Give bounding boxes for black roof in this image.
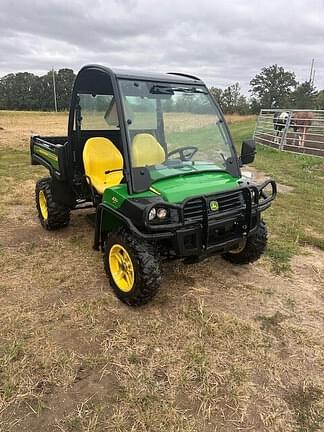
[78,64,204,85]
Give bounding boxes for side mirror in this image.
[240,139,256,165]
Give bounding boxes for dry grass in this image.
[0,111,323,431]
[164,113,256,133]
[0,111,256,151]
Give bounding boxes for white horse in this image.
[273,112,289,145]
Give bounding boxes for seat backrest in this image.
[132,133,165,167]
[83,137,123,194]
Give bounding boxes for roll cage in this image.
[67,64,241,194]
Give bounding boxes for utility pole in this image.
[309,58,314,83]
[312,68,316,86]
[52,67,58,112]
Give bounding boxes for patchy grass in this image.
[160,115,324,273]
[0,111,323,431]
[285,383,324,432]
[229,120,324,273]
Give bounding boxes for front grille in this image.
[183,190,244,222]
[209,190,244,215]
[183,198,204,221]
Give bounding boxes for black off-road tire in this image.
[104,228,161,306]
[222,220,268,265]
[35,177,70,230]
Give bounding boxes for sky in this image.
[1,0,324,93]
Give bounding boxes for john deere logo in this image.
[209,200,219,211]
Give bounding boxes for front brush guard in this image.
[257,179,277,211]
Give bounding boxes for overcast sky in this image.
[1,0,323,93]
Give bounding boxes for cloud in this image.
[1,0,323,92]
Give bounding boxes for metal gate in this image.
[254,109,324,157]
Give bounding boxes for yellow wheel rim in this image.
[39,190,48,220]
[109,244,135,292]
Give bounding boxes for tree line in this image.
[0,69,75,111]
[211,65,324,114]
[0,65,324,113]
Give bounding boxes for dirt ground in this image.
[0,112,323,431]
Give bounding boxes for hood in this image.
[151,171,240,203]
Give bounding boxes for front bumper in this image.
[147,180,277,257]
[172,214,259,257]
[94,180,276,256]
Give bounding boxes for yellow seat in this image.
[83,137,123,194]
[132,133,165,167]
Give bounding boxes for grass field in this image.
[0,111,323,431]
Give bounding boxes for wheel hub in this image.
[39,190,48,220]
[109,244,135,292]
[229,237,247,254]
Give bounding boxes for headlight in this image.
[148,207,157,221]
[148,207,169,222]
[157,208,168,219]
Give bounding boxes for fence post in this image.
[253,109,263,140]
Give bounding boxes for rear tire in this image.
[104,229,161,306]
[35,177,70,230]
[222,220,267,264]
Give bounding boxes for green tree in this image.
[38,72,55,111]
[249,64,297,108]
[249,97,261,114]
[221,83,240,113]
[209,87,223,104]
[0,74,15,109]
[0,68,75,111]
[289,81,317,109]
[0,72,40,110]
[56,69,75,110]
[236,95,250,115]
[315,90,324,110]
[210,84,250,114]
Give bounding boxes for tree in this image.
[289,81,317,109]
[221,83,241,114]
[37,72,55,111]
[236,95,250,115]
[210,83,249,114]
[0,68,75,111]
[56,69,75,110]
[249,64,297,108]
[0,72,40,110]
[316,90,324,110]
[249,97,261,114]
[209,87,222,104]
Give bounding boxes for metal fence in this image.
[254,109,324,157]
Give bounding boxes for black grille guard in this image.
[145,181,277,234]
[181,180,277,236]
[94,180,277,250]
[257,179,277,212]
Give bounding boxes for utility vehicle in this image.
[31,64,276,306]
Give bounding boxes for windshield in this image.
[118,79,238,190]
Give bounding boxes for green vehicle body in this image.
[105,171,239,209]
[101,171,241,233]
[30,64,277,305]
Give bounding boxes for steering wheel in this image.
[167,146,198,161]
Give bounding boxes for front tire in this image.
[222,220,267,264]
[104,229,161,306]
[35,177,70,230]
